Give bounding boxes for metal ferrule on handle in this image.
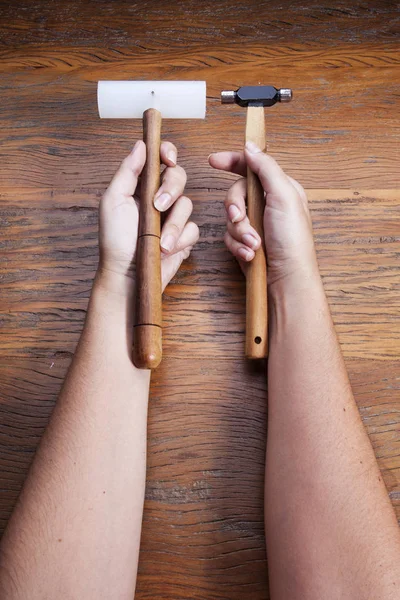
[133,108,163,369]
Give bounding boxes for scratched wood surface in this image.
[0,1,399,598]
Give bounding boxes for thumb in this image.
[107,140,146,198]
[244,142,295,201]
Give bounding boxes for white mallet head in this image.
[98,80,206,119]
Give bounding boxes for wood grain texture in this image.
[245,107,268,359]
[133,108,163,369]
[0,2,399,599]
[0,0,399,46]
[0,44,399,189]
[139,109,162,238]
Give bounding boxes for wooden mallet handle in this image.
[245,106,268,359]
[133,108,163,369]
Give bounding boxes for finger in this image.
[160,195,194,254]
[161,246,192,291]
[160,141,178,167]
[174,221,200,253]
[244,143,296,201]
[227,217,261,251]
[107,141,146,198]
[162,221,199,257]
[224,178,247,224]
[208,151,246,176]
[224,231,255,262]
[154,164,187,212]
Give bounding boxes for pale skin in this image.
[210,141,400,599]
[0,139,399,599]
[0,140,199,599]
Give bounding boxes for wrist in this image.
[94,266,136,300]
[269,259,322,301]
[79,274,151,381]
[82,268,141,366]
[269,267,328,335]
[88,267,136,331]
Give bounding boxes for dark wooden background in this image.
[0,1,399,598]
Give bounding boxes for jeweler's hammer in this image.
[221,85,292,359]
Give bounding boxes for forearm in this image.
[0,271,150,600]
[265,274,400,599]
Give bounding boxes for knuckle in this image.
[192,222,200,238]
[228,216,248,235]
[162,139,175,150]
[164,164,187,188]
[173,163,186,177]
[168,222,181,236]
[232,216,244,231]
[230,177,245,193]
[179,167,188,184]
[180,247,190,260]
[182,195,193,212]
[168,141,178,153]
[227,180,246,203]
[187,222,200,242]
[174,251,184,268]
[224,195,232,210]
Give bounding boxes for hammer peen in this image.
[221,85,292,359]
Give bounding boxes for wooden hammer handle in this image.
[133,108,162,369]
[245,106,268,359]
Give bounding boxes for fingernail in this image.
[228,205,241,223]
[238,247,254,261]
[242,233,259,250]
[160,233,175,253]
[167,150,177,165]
[245,141,261,154]
[131,140,141,154]
[154,192,172,211]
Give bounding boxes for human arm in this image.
[0,140,199,600]
[210,143,400,599]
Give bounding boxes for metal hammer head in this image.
[221,86,292,108]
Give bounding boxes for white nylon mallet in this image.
[97,80,206,369]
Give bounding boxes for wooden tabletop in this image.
[0,1,399,598]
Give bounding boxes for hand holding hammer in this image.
[221,85,292,359]
[98,80,206,369]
